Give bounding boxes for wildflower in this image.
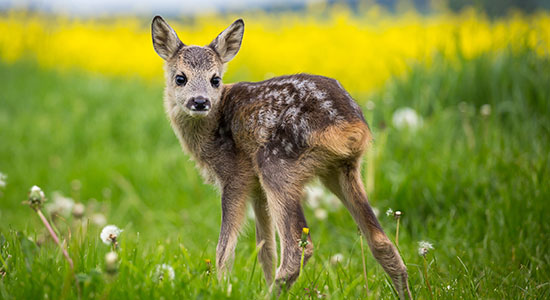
[386,208,394,217]
[105,251,118,274]
[100,225,123,246]
[330,253,344,265]
[26,185,75,271]
[392,107,423,130]
[91,213,107,227]
[27,185,46,209]
[480,104,491,117]
[0,172,7,188]
[72,203,85,219]
[418,241,434,257]
[204,259,212,275]
[394,210,402,218]
[299,227,309,248]
[394,210,402,247]
[153,264,175,282]
[314,208,327,220]
[46,192,74,217]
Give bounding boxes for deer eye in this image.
[210,76,221,88]
[175,74,187,86]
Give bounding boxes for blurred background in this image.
[0,0,549,299]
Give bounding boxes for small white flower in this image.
[314,208,328,220]
[100,225,123,245]
[46,192,74,217]
[330,253,345,265]
[154,263,175,282]
[418,241,434,256]
[394,210,402,217]
[386,208,394,217]
[0,172,7,188]
[392,107,423,130]
[480,104,491,117]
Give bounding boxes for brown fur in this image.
[151,16,412,298]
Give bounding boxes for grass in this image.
[0,47,549,299]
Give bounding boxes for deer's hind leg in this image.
[251,185,277,285]
[256,155,314,291]
[320,159,412,299]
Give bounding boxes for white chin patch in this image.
[189,110,209,117]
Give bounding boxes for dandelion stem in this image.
[359,234,369,294]
[395,217,400,247]
[35,208,74,270]
[299,247,305,277]
[423,256,434,300]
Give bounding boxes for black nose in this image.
[188,97,210,111]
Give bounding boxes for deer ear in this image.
[152,16,184,60]
[208,19,244,64]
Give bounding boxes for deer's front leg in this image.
[216,180,250,282]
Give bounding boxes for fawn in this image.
[151,16,412,298]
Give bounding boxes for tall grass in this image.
[0,43,548,298]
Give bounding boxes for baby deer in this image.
[151,16,412,298]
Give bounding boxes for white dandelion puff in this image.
[394,210,402,217]
[0,172,7,188]
[305,185,324,209]
[480,104,491,117]
[392,107,423,130]
[100,225,123,245]
[314,208,328,220]
[330,253,345,265]
[46,192,74,217]
[72,203,85,218]
[91,213,107,227]
[154,264,175,282]
[418,241,434,256]
[105,251,118,274]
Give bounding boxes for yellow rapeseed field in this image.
[0,7,548,93]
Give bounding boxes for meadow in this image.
[0,6,549,299]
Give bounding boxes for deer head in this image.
[152,16,244,117]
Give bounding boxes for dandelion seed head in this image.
[480,104,491,117]
[418,241,434,256]
[105,251,118,274]
[314,208,327,220]
[28,185,46,208]
[395,210,402,217]
[100,225,122,245]
[91,213,107,227]
[305,185,324,208]
[154,263,175,282]
[330,253,344,265]
[72,203,85,218]
[392,107,423,130]
[46,192,74,217]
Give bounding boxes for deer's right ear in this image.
[151,16,184,60]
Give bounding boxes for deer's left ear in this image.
[208,19,244,64]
